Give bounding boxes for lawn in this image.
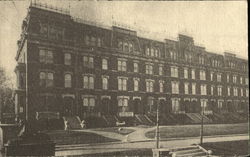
[93,127,135,135]
[145,123,248,139]
[201,140,248,156]
[45,130,119,145]
[79,149,153,157]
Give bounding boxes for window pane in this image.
[89,57,94,68]
[118,99,123,106]
[118,79,122,90]
[102,59,108,70]
[39,50,46,63]
[103,78,108,90]
[65,53,71,65]
[89,98,95,106]
[47,51,53,63]
[89,77,94,89]
[65,74,72,88]
[118,61,122,71]
[123,79,127,90]
[124,99,128,106]
[83,76,88,88]
[83,98,88,106]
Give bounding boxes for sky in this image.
[0,0,248,87]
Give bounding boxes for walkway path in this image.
[127,126,155,142]
[74,129,125,141]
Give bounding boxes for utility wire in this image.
[11,0,20,15]
[0,12,19,29]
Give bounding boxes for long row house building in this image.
[14,3,249,128]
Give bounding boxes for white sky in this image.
[0,1,248,85]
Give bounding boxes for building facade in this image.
[15,4,249,122]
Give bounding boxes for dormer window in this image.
[84,35,90,45]
[123,42,129,52]
[146,47,150,56]
[155,49,159,57]
[90,36,96,46]
[118,41,123,50]
[150,48,154,57]
[129,43,133,52]
[97,37,101,47]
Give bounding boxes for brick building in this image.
[14,3,249,125]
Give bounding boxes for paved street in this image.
[55,134,248,156]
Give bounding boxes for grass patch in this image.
[201,140,248,156]
[145,123,248,139]
[45,130,119,145]
[81,148,153,157]
[93,127,135,135]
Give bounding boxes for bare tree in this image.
[0,66,14,121]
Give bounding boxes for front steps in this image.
[169,145,209,157]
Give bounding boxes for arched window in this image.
[102,77,108,90]
[64,74,72,88]
[134,79,139,91]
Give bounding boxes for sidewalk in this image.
[56,134,249,156]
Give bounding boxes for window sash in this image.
[102,59,108,70]
[65,74,72,88]
[64,53,71,65]
[134,80,139,91]
[134,63,138,72]
[159,66,163,75]
[103,78,108,90]
[192,84,196,95]
[184,69,188,79]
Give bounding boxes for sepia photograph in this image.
[0,0,248,156]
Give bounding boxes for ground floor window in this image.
[118,97,129,112]
[200,99,208,113]
[218,100,223,109]
[172,98,180,113]
[82,97,95,111]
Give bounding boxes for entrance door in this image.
[63,97,74,116]
[102,98,110,115]
[227,101,233,112]
[133,99,140,114]
[184,100,189,113]
[159,100,166,114]
[191,101,197,113]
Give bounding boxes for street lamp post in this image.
[200,104,204,145]
[156,100,160,149]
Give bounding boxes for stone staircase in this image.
[169,145,209,157]
[63,116,82,129]
[135,114,154,125]
[186,113,211,124]
[102,115,118,127]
